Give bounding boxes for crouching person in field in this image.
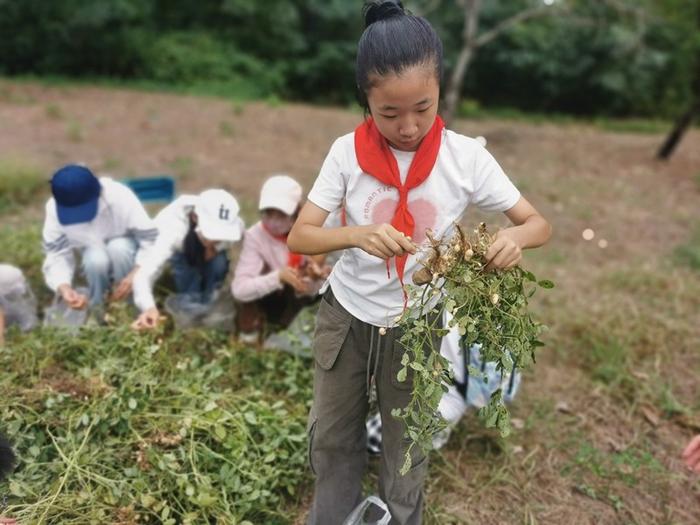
[0,264,38,346]
[131,189,244,330]
[232,175,330,343]
[42,165,158,322]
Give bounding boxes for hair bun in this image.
[363,1,405,28]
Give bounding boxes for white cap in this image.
[0,264,27,295]
[258,175,303,216]
[194,189,244,243]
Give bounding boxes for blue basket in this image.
[122,176,176,203]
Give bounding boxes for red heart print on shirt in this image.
[371,197,438,244]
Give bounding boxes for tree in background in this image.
[0,0,697,120]
[427,0,699,121]
[657,1,700,159]
[426,0,565,125]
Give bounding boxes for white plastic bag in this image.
[342,496,391,525]
[0,265,38,332]
[164,289,235,331]
[43,286,88,330]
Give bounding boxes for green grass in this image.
[219,120,235,137]
[458,99,676,134]
[45,102,64,120]
[66,120,83,142]
[0,158,48,215]
[0,324,314,524]
[2,74,268,103]
[1,75,685,133]
[168,156,194,178]
[674,223,700,271]
[0,223,46,302]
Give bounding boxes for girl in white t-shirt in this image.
[288,2,551,523]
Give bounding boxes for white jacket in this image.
[41,178,158,292]
[132,195,239,312]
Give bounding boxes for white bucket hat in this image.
[194,189,244,242]
[258,175,303,216]
[0,264,27,296]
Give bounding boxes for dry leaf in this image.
[641,404,660,427]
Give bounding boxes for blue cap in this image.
[50,165,101,225]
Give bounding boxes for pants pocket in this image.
[312,294,351,370]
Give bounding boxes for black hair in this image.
[356,1,443,111]
[0,433,16,481]
[183,214,206,268]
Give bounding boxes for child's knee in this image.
[106,237,136,259]
[82,246,110,275]
[209,252,230,277]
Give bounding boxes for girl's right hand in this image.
[353,223,417,260]
[279,267,309,294]
[131,307,161,331]
[58,284,88,310]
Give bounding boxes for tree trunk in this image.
[442,0,480,126]
[656,103,698,160]
[657,9,700,160]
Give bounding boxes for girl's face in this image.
[262,208,296,236]
[190,212,217,248]
[366,65,440,152]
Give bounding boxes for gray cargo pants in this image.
[307,287,438,525]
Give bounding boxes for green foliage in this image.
[0,223,50,316]
[0,326,313,523]
[429,0,700,117]
[0,0,697,116]
[140,32,282,95]
[393,224,551,473]
[0,158,47,215]
[674,223,700,271]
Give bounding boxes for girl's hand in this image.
[131,307,162,331]
[353,223,417,260]
[279,267,309,294]
[307,260,331,280]
[682,434,700,473]
[111,267,138,301]
[485,229,522,271]
[58,284,88,310]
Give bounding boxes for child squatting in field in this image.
[287,2,552,523]
[130,189,244,330]
[0,264,37,347]
[41,165,158,321]
[232,175,330,343]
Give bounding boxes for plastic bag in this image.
[43,287,88,331]
[262,305,315,356]
[0,282,38,333]
[342,496,391,525]
[164,288,236,331]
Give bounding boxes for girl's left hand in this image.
[485,230,522,271]
[111,267,138,301]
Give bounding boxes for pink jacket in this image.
[231,221,291,303]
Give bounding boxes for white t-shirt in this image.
[308,129,521,327]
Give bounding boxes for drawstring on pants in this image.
[366,326,384,398]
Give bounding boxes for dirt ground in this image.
[1,80,699,524]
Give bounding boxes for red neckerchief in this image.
[261,222,304,269]
[354,115,444,305]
